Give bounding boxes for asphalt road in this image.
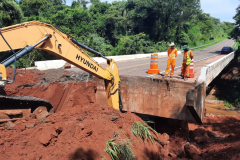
[70,39,235,79]
[114,39,235,77]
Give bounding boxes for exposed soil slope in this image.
[0,69,169,160]
[1,69,240,160]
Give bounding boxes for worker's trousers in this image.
[165,59,175,77]
[181,63,190,77]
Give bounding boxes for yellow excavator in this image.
[0,21,122,121]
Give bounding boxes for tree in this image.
[126,0,200,43]
[231,5,240,40]
[19,0,50,17]
[89,2,111,37]
[103,1,128,46]
[222,22,235,36]
[80,0,89,9]
[71,0,89,9]
[0,0,23,27]
[90,0,99,5]
[51,7,93,37]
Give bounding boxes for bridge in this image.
[35,39,236,123]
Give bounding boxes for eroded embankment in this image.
[1,68,240,160]
[6,81,97,112]
[0,68,170,160]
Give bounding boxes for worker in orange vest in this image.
[164,42,178,78]
[181,45,194,81]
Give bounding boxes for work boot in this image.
[184,77,188,81]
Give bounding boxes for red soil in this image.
[189,114,240,160]
[159,114,240,160]
[5,68,45,89]
[1,69,240,160]
[5,68,69,89]
[0,103,170,160]
[0,69,169,160]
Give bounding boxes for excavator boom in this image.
[0,21,122,121]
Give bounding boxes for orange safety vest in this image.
[183,51,191,65]
[168,49,177,60]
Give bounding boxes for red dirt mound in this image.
[0,104,170,160]
[0,69,171,160]
[188,114,240,160]
[5,68,45,89]
[5,81,97,112]
[5,68,69,89]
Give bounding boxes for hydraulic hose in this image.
[2,35,50,68]
[71,39,110,61]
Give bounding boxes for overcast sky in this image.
[65,0,239,23]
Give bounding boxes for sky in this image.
[65,0,239,23]
[200,0,238,23]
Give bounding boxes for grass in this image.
[104,138,135,160]
[224,100,234,108]
[212,97,235,108]
[212,96,237,108]
[131,121,158,145]
[192,36,228,52]
[175,36,227,52]
[233,42,239,50]
[145,120,156,130]
[212,97,219,100]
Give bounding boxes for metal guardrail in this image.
[190,41,218,50]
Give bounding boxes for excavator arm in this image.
[0,21,122,111]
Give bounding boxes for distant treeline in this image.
[0,0,235,67]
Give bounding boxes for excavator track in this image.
[0,94,53,122]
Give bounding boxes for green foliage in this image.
[90,0,99,5]
[112,33,170,55]
[187,36,227,51]
[231,5,240,40]
[0,0,24,27]
[78,33,113,56]
[212,76,240,109]
[126,0,200,42]
[20,0,50,17]
[212,97,219,100]
[131,121,158,145]
[235,42,239,50]
[112,33,148,55]
[104,138,135,160]
[224,101,234,108]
